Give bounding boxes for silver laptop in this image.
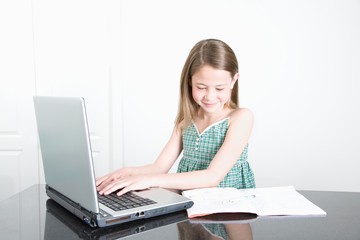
[33,96,193,228]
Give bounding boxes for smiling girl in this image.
[97,39,256,196]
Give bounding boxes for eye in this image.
[216,88,225,91]
[197,86,206,90]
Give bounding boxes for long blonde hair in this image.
[175,39,239,130]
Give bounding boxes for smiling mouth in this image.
[203,102,217,107]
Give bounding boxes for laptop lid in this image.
[34,96,193,227]
[34,96,99,213]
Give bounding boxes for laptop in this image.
[33,96,193,228]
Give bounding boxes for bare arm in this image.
[96,125,183,193]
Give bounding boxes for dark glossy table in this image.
[0,184,359,239]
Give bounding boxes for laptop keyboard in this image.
[98,192,157,211]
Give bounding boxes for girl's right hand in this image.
[95,167,133,194]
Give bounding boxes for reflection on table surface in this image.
[45,198,256,240]
[2,185,360,240]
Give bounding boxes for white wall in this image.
[0,0,359,202]
[119,0,360,192]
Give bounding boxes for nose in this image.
[205,89,216,101]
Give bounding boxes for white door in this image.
[0,1,39,201]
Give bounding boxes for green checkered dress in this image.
[177,118,255,189]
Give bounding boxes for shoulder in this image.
[228,108,254,126]
[230,108,254,121]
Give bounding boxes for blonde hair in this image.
[175,39,239,130]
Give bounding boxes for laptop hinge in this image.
[46,185,99,227]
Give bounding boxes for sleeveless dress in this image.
[177,118,255,189]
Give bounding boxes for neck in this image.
[196,107,232,123]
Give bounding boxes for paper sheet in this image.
[182,186,327,218]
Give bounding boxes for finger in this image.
[98,181,116,195]
[116,186,131,196]
[97,179,112,191]
[96,176,108,187]
[101,181,126,195]
[96,174,114,186]
[97,176,121,191]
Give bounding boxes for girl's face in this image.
[191,65,238,114]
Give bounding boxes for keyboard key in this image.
[98,192,157,212]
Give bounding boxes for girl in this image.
[97,39,255,196]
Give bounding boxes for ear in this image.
[230,73,239,89]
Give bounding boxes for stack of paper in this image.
[182,186,327,218]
